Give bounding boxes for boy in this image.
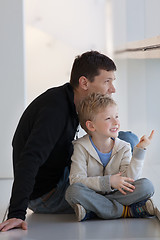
[65,93,159,222]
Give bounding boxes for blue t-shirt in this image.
[89,136,112,167]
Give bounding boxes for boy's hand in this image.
[136,130,154,149]
[110,173,135,195]
[0,218,27,232]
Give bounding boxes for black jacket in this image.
[8,83,79,220]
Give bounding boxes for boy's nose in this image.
[113,119,118,124]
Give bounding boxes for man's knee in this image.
[118,131,139,152]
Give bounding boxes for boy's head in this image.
[78,92,120,138]
[70,51,116,96]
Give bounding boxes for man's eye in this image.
[116,116,119,118]
[106,117,110,120]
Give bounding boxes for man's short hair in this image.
[70,51,116,89]
[78,92,117,134]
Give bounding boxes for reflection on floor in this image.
[0,164,160,240]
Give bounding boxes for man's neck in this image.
[73,88,87,112]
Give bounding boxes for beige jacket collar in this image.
[73,134,127,165]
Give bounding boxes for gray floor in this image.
[0,165,160,240]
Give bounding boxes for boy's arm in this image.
[136,130,154,149]
[120,130,154,180]
[120,146,145,180]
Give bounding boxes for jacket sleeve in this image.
[119,144,145,180]
[69,143,113,193]
[8,106,67,220]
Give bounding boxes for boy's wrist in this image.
[133,146,146,160]
[136,143,146,150]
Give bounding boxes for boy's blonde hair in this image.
[78,92,117,134]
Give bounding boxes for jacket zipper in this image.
[103,166,105,176]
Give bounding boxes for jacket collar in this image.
[74,134,128,164]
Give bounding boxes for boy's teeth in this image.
[111,128,117,131]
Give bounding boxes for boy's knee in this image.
[65,183,84,203]
[135,178,155,198]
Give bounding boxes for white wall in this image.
[105,0,129,130]
[25,0,107,104]
[0,0,25,178]
[110,0,160,164]
[24,0,108,139]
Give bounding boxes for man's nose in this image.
[109,83,116,94]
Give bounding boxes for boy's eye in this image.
[116,116,119,118]
[105,117,110,120]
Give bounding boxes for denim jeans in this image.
[28,166,74,214]
[28,131,139,214]
[118,131,139,152]
[65,178,154,219]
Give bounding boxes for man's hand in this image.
[110,172,135,195]
[0,218,27,232]
[136,130,154,149]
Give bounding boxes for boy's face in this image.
[87,69,116,97]
[91,104,120,139]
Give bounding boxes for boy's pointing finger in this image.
[148,130,154,140]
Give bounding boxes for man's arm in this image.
[1,107,67,231]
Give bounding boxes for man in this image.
[0,51,136,231]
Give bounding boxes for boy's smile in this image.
[91,104,120,139]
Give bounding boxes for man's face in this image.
[87,69,116,96]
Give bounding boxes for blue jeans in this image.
[28,167,74,214]
[28,131,139,214]
[118,131,139,152]
[65,179,154,219]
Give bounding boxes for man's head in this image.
[78,92,120,138]
[70,51,116,96]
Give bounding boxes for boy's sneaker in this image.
[145,198,160,221]
[74,204,86,221]
[74,204,96,222]
[130,198,160,221]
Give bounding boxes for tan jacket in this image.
[69,134,145,193]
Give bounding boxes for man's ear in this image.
[79,76,88,90]
[86,120,95,132]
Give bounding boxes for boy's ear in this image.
[86,120,95,132]
[79,76,88,90]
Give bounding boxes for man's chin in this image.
[106,93,112,97]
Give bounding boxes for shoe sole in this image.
[155,208,160,221]
[147,199,160,221]
[74,204,86,222]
